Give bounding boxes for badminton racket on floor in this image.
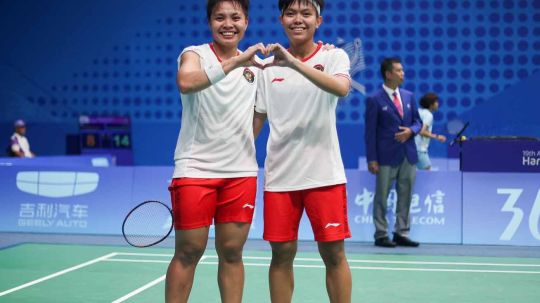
[122,200,174,247]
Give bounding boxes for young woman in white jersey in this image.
[166,1,266,302]
[253,0,352,302]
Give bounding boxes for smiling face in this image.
[279,1,322,45]
[209,1,248,49]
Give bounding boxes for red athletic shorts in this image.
[168,177,257,230]
[263,184,351,242]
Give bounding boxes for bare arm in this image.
[291,58,351,97]
[253,111,267,138]
[10,143,24,157]
[177,43,266,94]
[419,124,447,142]
[176,51,212,94]
[419,124,431,137]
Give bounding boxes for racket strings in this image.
[123,201,173,247]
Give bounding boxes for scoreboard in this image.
[79,116,134,165]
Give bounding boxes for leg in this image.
[214,222,251,303]
[166,178,218,303]
[263,190,303,302]
[213,177,257,302]
[269,241,297,303]
[302,185,351,302]
[165,227,209,303]
[394,159,417,236]
[373,165,396,239]
[416,151,431,170]
[318,241,351,303]
[423,152,432,171]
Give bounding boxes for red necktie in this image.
[393,92,403,117]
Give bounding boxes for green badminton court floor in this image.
[1,243,539,302]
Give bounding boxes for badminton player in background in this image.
[253,0,352,302]
[165,0,266,302]
[415,92,447,170]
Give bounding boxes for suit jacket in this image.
[365,87,422,166]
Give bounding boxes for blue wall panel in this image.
[1,0,539,165]
[1,163,538,246]
[0,166,464,244]
[463,172,540,246]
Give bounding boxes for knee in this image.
[175,244,206,266]
[319,244,346,268]
[216,242,243,263]
[271,243,297,267]
[321,252,346,268]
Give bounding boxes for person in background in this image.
[415,92,447,170]
[364,57,422,248]
[9,119,35,158]
[253,0,352,302]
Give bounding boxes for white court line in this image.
[345,259,540,267]
[115,252,173,257]
[111,275,165,303]
[196,261,540,275]
[0,252,118,297]
[103,257,540,275]
[201,255,540,268]
[111,253,540,268]
[238,256,540,268]
[110,256,207,303]
[104,258,170,264]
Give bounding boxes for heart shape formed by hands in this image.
[245,41,334,69]
[245,43,293,70]
[261,43,294,69]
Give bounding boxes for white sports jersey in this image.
[255,44,350,191]
[173,43,259,178]
[415,108,434,152]
[10,133,33,157]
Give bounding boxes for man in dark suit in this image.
[364,57,422,247]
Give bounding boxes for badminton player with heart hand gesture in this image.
[165,1,266,302]
[253,1,353,302]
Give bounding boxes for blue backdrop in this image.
[1,0,539,166]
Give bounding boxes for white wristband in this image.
[205,64,226,84]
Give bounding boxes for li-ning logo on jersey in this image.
[242,203,255,209]
[313,64,325,72]
[243,68,255,83]
[325,223,341,229]
[271,77,284,83]
[16,171,99,198]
